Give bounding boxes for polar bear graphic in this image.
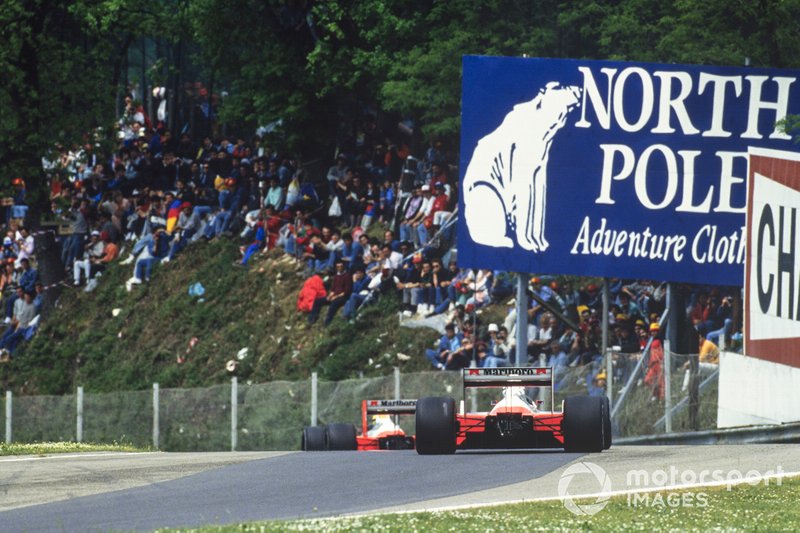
[463,82,581,252]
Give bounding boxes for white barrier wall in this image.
[718,351,800,427]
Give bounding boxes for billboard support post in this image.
[602,278,610,402]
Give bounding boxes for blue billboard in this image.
[458,56,800,286]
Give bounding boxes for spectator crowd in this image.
[2,95,741,406]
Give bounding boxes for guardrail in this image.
[616,421,800,445]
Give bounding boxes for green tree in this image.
[0,0,171,207]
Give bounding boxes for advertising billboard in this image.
[458,56,800,285]
[745,147,800,367]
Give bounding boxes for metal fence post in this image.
[310,372,318,427]
[152,383,159,450]
[231,377,238,451]
[76,386,84,443]
[394,367,400,400]
[664,284,673,433]
[606,348,615,411]
[5,390,11,444]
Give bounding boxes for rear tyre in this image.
[602,396,612,450]
[562,396,604,453]
[415,396,457,455]
[326,422,358,451]
[302,425,327,451]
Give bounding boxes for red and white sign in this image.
[745,147,800,368]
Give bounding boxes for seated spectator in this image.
[308,260,353,326]
[88,231,118,279]
[303,234,331,274]
[166,203,202,262]
[322,229,344,271]
[240,217,266,266]
[73,231,104,285]
[342,267,371,320]
[480,324,510,368]
[417,182,449,246]
[528,312,557,359]
[14,227,34,264]
[446,330,475,370]
[425,323,462,370]
[413,260,435,315]
[264,177,284,211]
[0,261,18,300]
[126,230,168,289]
[465,269,492,307]
[0,290,37,360]
[396,255,423,315]
[588,371,607,397]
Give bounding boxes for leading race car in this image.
[301,399,417,451]
[415,367,611,454]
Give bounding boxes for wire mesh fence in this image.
[2,361,718,450]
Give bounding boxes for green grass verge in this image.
[154,476,799,532]
[0,239,441,395]
[0,441,147,456]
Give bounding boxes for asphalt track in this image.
[0,445,798,532]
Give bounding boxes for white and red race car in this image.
[301,399,416,451]
[415,367,611,454]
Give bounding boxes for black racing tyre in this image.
[302,425,327,451]
[326,422,358,451]
[562,396,605,453]
[415,396,457,455]
[602,396,612,450]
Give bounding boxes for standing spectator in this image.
[327,155,348,196]
[398,187,423,243]
[682,326,720,392]
[644,323,665,401]
[62,199,90,269]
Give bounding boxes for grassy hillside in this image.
[0,239,442,395]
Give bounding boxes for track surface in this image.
[1,445,798,532]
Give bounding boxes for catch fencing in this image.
[2,360,718,451]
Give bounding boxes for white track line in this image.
[342,470,800,518]
[0,452,155,463]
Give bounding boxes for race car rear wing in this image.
[361,399,417,434]
[462,367,554,387]
[462,367,555,412]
